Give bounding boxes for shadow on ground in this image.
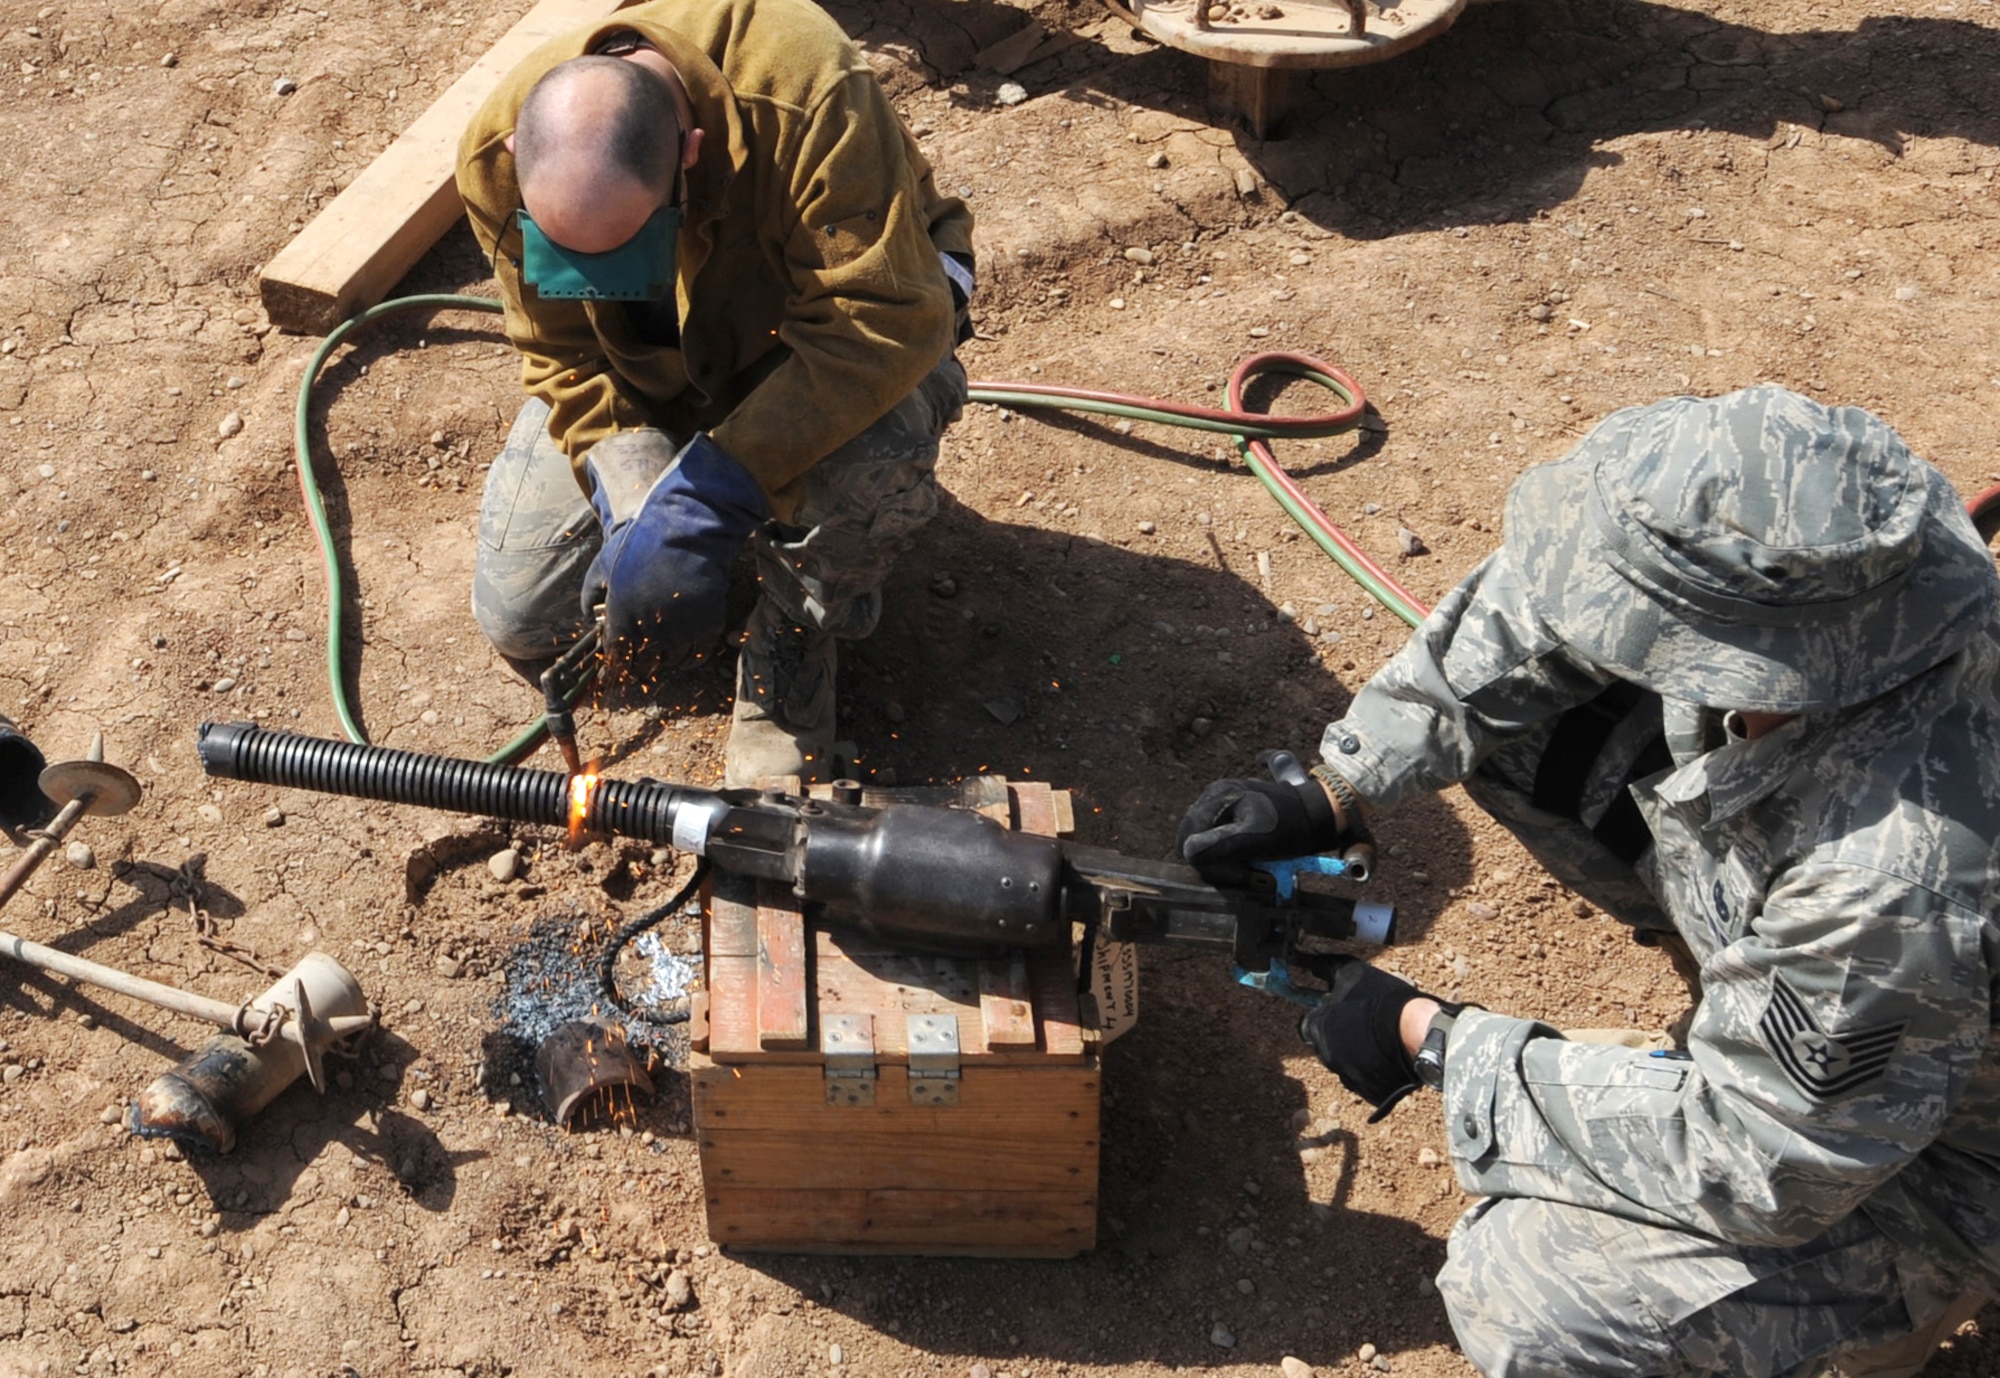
[847,0,2000,240]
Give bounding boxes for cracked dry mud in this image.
[3,2,1999,1376]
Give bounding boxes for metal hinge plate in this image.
[822,1013,877,1107]
[906,1013,961,1106]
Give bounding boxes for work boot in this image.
[724,601,837,788]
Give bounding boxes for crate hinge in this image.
[906,1013,961,1106]
[822,1013,877,1106]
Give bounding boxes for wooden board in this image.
[257,0,638,333]
[701,1185,1098,1257]
[694,1061,1099,1256]
[755,880,809,1050]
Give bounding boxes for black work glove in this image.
[1176,750,1349,872]
[1299,958,1435,1122]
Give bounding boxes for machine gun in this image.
[196,724,1391,993]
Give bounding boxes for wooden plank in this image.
[701,1128,1093,1191]
[1051,789,1076,837]
[691,1061,1099,1128]
[257,0,638,333]
[1018,31,1087,71]
[973,21,1048,76]
[979,956,1037,1050]
[706,871,759,958]
[706,954,760,1057]
[1010,781,1058,837]
[754,881,809,1051]
[1029,953,1086,1057]
[702,1184,1097,1256]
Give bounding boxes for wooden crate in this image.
[688,779,1100,1257]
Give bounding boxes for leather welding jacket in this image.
[1320,551,2000,1297]
[456,0,973,509]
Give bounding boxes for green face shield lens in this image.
[518,204,680,302]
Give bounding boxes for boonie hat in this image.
[1505,386,1997,712]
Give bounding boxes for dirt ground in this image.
[4,0,2000,1375]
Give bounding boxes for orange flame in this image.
[567,771,601,846]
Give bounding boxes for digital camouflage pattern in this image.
[1505,386,1996,713]
[1317,389,2000,1374]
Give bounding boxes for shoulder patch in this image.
[1759,974,1908,1101]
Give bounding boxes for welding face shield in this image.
[518,202,680,302]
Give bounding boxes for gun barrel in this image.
[196,721,710,847]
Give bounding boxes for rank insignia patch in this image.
[1760,975,1907,1100]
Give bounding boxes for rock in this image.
[65,841,95,869]
[1211,1323,1237,1349]
[161,52,178,67]
[983,699,1020,726]
[1124,247,1155,265]
[1417,1147,1440,1167]
[1372,1357,1392,1373]
[488,848,521,883]
[970,1367,992,1378]
[335,1206,351,1227]
[1137,520,1156,535]
[273,76,297,96]
[664,1269,693,1310]
[1236,1277,1255,1295]
[1226,1225,1253,1254]
[262,807,284,828]
[1358,1343,1377,1362]
[1465,901,1499,921]
[1146,150,1169,169]
[1281,1357,1315,1378]
[435,955,462,979]
[410,1088,431,1111]
[884,700,906,724]
[212,676,238,693]
[930,573,957,599]
[197,804,223,824]
[99,1104,122,1124]
[217,412,243,439]
[2,1065,22,1084]
[995,81,1027,106]
[829,1343,844,1365]
[1397,527,1428,557]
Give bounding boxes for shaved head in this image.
[514,55,680,252]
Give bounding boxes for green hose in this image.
[293,294,1421,762]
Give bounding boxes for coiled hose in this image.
[294,293,1425,762]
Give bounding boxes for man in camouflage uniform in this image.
[1178,387,2000,1376]
[456,0,973,785]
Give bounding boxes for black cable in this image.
[597,856,711,1026]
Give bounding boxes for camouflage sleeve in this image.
[1441,866,1992,1246]
[1318,551,1616,811]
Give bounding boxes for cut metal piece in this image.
[822,1011,877,1106]
[536,1017,655,1126]
[907,1013,962,1106]
[132,953,372,1155]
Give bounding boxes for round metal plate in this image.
[1117,0,1466,69]
[37,760,143,817]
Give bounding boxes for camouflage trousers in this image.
[471,355,966,664]
[1439,1195,1988,1377]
